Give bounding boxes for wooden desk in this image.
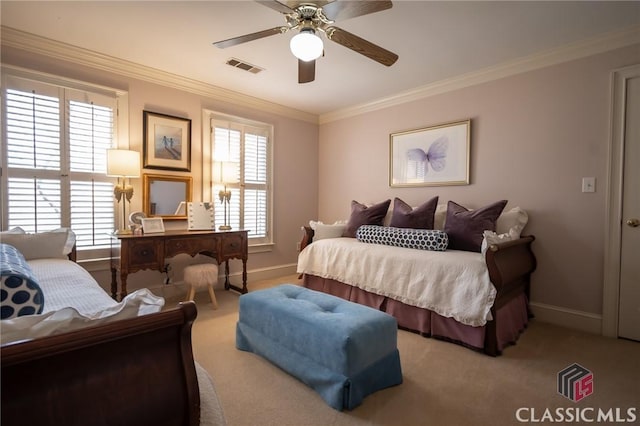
[110,229,248,300]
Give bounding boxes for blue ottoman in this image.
[236,284,402,411]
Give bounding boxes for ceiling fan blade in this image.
[213,27,284,49]
[322,0,393,22]
[298,59,315,84]
[255,0,296,14]
[326,26,398,66]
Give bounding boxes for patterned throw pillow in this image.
[1,243,45,320]
[356,225,448,251]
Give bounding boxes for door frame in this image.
[603,64,640,337]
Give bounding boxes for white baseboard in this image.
[530,302,602,335]
[228,263,299,284]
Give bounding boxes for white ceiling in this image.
[2,1,639,116]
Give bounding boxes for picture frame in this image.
[141,217,165,234]
[143,111,191,172]
[389,119,470,187]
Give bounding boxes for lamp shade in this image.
[213,161,239,184]
[290,29,323,62]
[106,149,140,177]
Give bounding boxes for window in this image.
[2,73,124,253]
[211,116,272,245]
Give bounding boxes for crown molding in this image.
[3,25,638,126]
[0,26,318,124]
[319,25,640,124]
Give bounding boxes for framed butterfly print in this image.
[389,119,470,187]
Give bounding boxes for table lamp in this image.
[107,149,140,234]
[213,161,239,231]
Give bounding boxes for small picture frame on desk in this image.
[141,217,165,234]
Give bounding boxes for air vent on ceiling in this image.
[226,58,264,74]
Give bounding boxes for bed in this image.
[0,230,226,426]
[296,200,537,356]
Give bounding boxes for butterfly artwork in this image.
[405,136,449,180]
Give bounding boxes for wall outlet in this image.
[582,177,596,193]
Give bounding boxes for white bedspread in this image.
[28,258,118,314]
[296,238,497,327]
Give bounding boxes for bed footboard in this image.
[1,302,200,426]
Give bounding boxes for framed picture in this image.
[141,217,165,234]
[143,111,191,172]
[389,119,470,187]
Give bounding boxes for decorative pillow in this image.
[496,207,528,236]
[389,196,439,229]
[309,220,346,241]
[1,243,45,319]
[0,229,73,260]
[342,199,391,238]
[0,227,26,236]
[480,228,520,255]
[356,225,448,251]
[444,200,508,252]
[434,204,448,230]
[55,228,77,255]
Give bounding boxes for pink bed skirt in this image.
[302,274,529,354]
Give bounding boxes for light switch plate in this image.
[582,177,596,193]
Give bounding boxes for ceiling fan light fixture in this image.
[290,28,323,62]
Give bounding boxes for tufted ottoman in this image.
[236,284,402,411]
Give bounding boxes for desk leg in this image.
[110,268,118,300]
[223,259,248,294]
[224,260,230,290]
[119,272,129,301]
[241,258,248,293]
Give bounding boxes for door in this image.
[618,74,640,341]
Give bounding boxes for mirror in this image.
[142,173,192,220]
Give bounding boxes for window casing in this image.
[211,116,272,246]
[2,71,127,258]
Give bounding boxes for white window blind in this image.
[3,76,117,250]
[212,118,271,244]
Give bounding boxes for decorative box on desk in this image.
[110,229,248,300]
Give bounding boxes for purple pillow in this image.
[389,197,439,229]
[342,199,391,238]
[444,200,508,252]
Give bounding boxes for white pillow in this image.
[53,228,76,255]
[496,207,528,236]
[309,220,346,241]
[0,227,26,235]
[434,204,448,230]
[1,231,71,260]
[0,288,164,345]
[480,228,520,255]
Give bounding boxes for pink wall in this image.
[1,46,319,290]
[318,44,640,316]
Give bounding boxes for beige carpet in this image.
[181,275,639,426]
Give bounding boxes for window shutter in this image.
[5,89,61,171]
[3,76,117,250]
[212,118,271,242]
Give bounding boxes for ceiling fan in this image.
[213,0,399,84]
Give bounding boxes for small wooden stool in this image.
[183,263,219,309]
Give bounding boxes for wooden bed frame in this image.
[299,227,537,356]
[1,246,201,426]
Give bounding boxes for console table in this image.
[110,229,248,300]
